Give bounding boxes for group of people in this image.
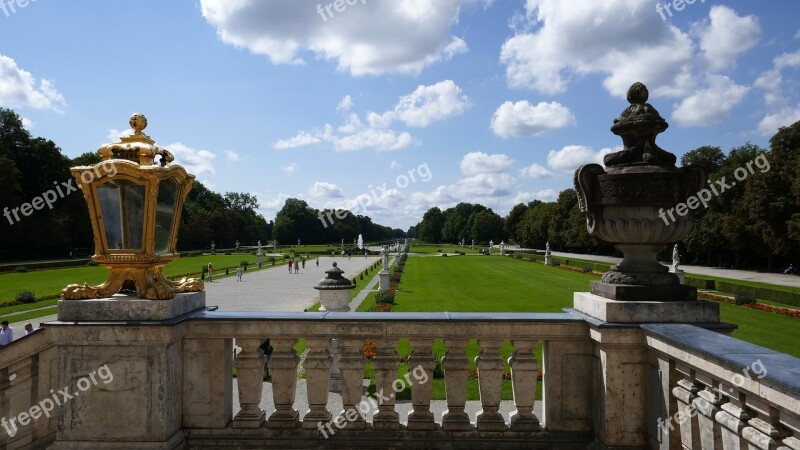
[206,262,246,282]
[287,257,320,274]
[0,321,37,347]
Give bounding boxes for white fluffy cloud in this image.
[370,80,469,127]
[758,106,800,136]
[514,189,556,204]
[547,145,615,172]
[672,75,749,127]
[491,100,575,138]
[460,152,514,176]
[754,50,800,134]
[200,0,475,76]
[0,55,66,112]
[310,181,343,198]
[282,163,297,175]
[166,142,217,176]
[225,150,241,162]
[520,163,553,179]
[698,6,761,71]
[500,0,696,97]
[275,80,465,152]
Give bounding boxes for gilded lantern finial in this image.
[129,113,148,134]
[61,115,202,301]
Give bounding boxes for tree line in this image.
[410,121,800,271]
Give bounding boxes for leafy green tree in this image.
[470,209,503,243]
[504,203,528,243]
[417,207,444,243]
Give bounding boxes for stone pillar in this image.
[301,338,332,430]
[267,338,299,430]
[49,292,205,450]
[406,339,435,431]
[476,339,505,431]
[509,339,540,431]
[372,339,400,430]
[442,339,471,431]
[337,338,366,430]
[233,338,266,428]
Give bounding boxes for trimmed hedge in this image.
[716,281,800,308]
[685,277,716,290]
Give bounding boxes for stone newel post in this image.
[572,82,721,449]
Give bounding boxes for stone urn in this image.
[314,262,355,312]
[574,82,704,302]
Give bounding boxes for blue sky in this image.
[2,0,799,230]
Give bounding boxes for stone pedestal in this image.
[572,291,721,449]
[49,292,206,450]
[670,268,685,284]
[378,270,390,291]
[58,291,206,321]
[545,255,554,266]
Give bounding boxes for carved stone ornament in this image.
[574,83,705,301]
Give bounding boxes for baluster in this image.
[337,338,366,430]
[372,339,400,430]
[509,339,540,431]
[233,338,266,428]
[742,404,790,450]
[476,339,506,432]
[301,338,332,430]
[692,378,727,450]
[267,338,299,430]
[715,387,756,450]
[672,376,702,449]
[442,339,471,431]
[406,339,435,431]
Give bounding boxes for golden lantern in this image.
[61,114,203,300]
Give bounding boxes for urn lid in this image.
[314,262,356,291]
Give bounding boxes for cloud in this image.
[758,106,800,136]
[520,163,553,179]
[337,95,354,113]
[514,189,556,204]
[275,131,322,150]
[547,145,615,172]
[200,0,475,76]
[310,181,344,198]
[106,128,131,142]
[491,100,575,138]
[282,163,297,175]
[0,55,66,112]
[166,142,217,176]
[390,160,402,170]
[21,117,33,130]
[460,152,514,176]
[672,75,749,126]
[499,0,696,97]
[275,80,464,152]
[698,6,761,71]
[225,150,241,162]
[370,80,470,127]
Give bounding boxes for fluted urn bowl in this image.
[576,163,704,287]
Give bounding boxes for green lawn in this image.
[0,254,282,319]
[407,244,480,255]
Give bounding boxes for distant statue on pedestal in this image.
[545,241,554,266]
[671,244,681,272]
[210,241,215,255]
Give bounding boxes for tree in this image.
[547,190,578,249]
[470,209,503,243]
[416,207,444,243]
[504,203,528,243]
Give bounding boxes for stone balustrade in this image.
[644,324,800,450]
[1,311,799,449]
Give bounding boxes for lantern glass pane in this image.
[155,180,179,253]
[97,180,145,250]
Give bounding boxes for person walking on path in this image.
[316,257,319,267]
[294,261,299,274]
[207,263,214,282]
[288,259,293,274]
[236,266,243,281]
[302,258,306,269]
